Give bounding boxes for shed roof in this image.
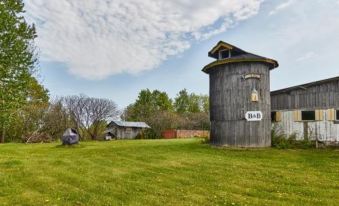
[271,76,339,95]
[203,41,279,73]
[108,120,150,128]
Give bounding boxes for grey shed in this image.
[106,121,150,140]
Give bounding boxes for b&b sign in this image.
[245,111,263,121]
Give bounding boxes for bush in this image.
[142,129,159,139]
[22,132,52,143]
[271,127,315,149]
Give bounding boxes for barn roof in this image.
[203,41,279,73]
[271,76,339,95]
[108,120,150,128]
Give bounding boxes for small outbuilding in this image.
[106,121,150,140]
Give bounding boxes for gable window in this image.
[301,111,315,121]
[219,50,230,59]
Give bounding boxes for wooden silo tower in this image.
[203,41,279,147]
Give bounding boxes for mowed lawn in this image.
[0,139,338,206]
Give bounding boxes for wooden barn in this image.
[106,121,150,140]
[271,76,339,144]
[203,41,279,147]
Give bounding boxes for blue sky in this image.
[24,0,339,108]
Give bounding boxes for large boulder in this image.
[61,128,79,145]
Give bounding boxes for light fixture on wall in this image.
[251,88,259,102]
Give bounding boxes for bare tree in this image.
[63,95,120,140]
[41,99,73,140]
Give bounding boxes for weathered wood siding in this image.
[209,62,271,147]
[115,127,142,139]
[271,80,339,110]
[271,79,339,143]
[273,111,339,142]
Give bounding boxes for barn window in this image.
[271,111,282,122]
[301,111,315,121]
[271,112,277,122]
[326,109,336,121]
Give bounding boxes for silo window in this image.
[301,111,315,121]
[219,50,230,59]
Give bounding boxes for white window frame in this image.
[218,49,231,60]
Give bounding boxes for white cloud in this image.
[269,0,295,16]
[24,0,263,79]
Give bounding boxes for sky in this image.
[23,0,339,109]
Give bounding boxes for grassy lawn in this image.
[0,139,338,206]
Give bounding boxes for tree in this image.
[3,77,49,142]
[174,89,209,113]
[17,77,49,141]
[187,93,200,113]
[0,0,38,143]
[174,89,190,113]
[63,95,120,140]
[124,89,210,139]
[200,95,209,113]
[125,89,173,121]
[41,99,72,141]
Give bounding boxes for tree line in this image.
[0,0,210,143]
[0,0,121,143]
[1,94,120,143]
[123,89,210,138]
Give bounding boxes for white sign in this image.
[244,74,261,80]
[245,111,263,121]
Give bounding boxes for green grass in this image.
[0,139,338,206]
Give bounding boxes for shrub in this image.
[271,127,315,149]
[143,129,159,139]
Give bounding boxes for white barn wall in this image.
[273,110,339,142]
